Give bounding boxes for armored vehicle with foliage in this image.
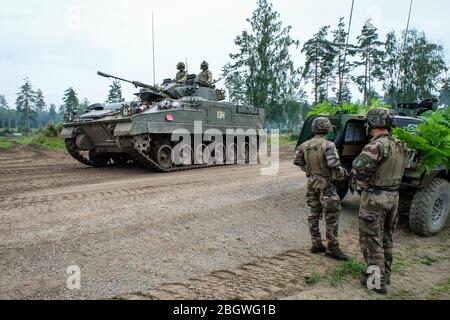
[297,113,450,237]
[61,72,265,172]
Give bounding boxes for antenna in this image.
[338,0,355,104]
[395,0,414,106]
[152,11,156,87]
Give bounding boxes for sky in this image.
[1,0,449,108]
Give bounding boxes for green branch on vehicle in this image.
[392,108,450,174]
[307,99,391,117]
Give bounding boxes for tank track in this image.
[123,135,226,173]
[65,138,93,167]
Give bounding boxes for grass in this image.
[388,289,416,300]
[327,259,366,287]
[0,137,14,149]
[305,270,322,286]
[392,254,408,274]
[0,135,65,150]
[305,259,366,288]
[425,278,450,300]
[420,255,437,266]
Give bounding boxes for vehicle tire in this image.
[89,151,111,167]
[152,144,173,169]
[409,178,450,237]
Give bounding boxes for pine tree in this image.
[301,26,333,105]
[34,89,46,128]
[383,29,448,104]
[383,31,400,105]
[60,87,80,115]
[223,0,300,127]
[78,98,90,115]
[399,30,447,102]
[15,78,37,134]
[48,104,57,122]
[106,80,125,104]
[333,18,355,103]
[354,20,385,104]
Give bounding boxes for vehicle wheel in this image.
[89,151,111,167]
[152,144,173,169]
[409,178,450,237]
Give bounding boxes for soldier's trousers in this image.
[306,178,341,249]
[359,189,399,283]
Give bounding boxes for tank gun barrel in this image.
[97,71,155,90]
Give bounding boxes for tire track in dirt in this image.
[118,249,320,300]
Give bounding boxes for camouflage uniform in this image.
[176,71,187,84]
[294,118,348,259]
[197,61,213,86]
[352,109,407,290]
[176,62,187,84]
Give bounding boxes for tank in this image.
[61,71,265,172]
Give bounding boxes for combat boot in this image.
[310,242,327,254]
[325,248,350,261]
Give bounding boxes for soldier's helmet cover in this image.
[177,62,185,70]
[312,117,333,134]
[200,61,209,69]
[366,108,393,129]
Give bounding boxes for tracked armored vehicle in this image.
[297,114,450,237]
[61,72,265,172]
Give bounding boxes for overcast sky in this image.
[1,0,449,108]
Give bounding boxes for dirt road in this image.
[0,145,448,300]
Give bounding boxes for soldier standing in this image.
[197,61,213,87]
[294,117,349,261]
[352,108,407,295]
[176,62,187,84]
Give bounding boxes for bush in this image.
[0,128,13,136]
[308,99,392,117]
[43,123,64,137]
[393,108,450,173]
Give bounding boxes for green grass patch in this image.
[425,278,450,300]
[305,270,322,286]
[0,137,14,149]
[388,289,416,300]
[327,258,366,287]
[0,135,65,151]
[392,254,409,273]
[420,255,437,266]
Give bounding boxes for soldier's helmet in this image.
[312,117,333,134]
[200,61,209,70]
[366,108,393,129]
[177,62,185,71]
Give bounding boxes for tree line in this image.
[0,79,125,134]
[223,0,449,129]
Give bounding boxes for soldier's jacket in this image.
[176,71,187,84]
[198,70,213,86]
[294,136,343,180]
[352,134,407,191]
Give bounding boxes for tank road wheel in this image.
[89,151,111,168]
[64,138,93,167]
[409,178,450,237]
[152,144,173,170]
